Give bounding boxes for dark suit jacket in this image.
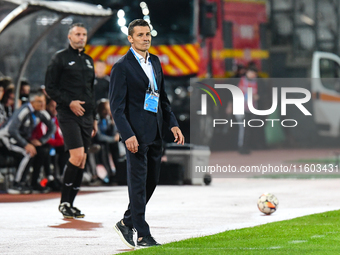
[109,49,178,144]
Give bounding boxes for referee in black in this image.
[45,23,97,218]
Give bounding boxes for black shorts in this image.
[58,112,93,153]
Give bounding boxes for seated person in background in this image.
[45,98,68,178]
[94,99,125,183]
[30,98,68,192]
[40,84,49,98]
[0,77,15,126]
[94,60,110,102]
[0,80,7,126]
[0,76,14,89]
[30,128,53,193]
[235,65,259,154]
[233,63,246,78]
[19,80,31,104]
[0,90,55,194]
[1,87,15,121]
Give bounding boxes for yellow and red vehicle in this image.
[84,0,269,142]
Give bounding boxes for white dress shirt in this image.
[131,48,157,92]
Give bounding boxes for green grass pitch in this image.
[127,210,340,254]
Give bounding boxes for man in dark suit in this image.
[109,19,184,248]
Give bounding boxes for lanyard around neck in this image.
[130,48,158,92]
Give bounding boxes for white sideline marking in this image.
[159,247,282,250]
[311,235,325,238]
[289,240,307,244]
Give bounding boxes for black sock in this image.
[60,161,79,204]
[69,168,84,207]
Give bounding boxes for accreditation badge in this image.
[144,91,159,113]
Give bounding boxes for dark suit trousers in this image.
[122,137,162,237]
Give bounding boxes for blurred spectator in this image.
[0,81,6,126]
[1,87,15,120]
[94,99,125,183]
[0,83,4,100]
[20,80,30,104]
[247,61,265,78]
[40,84,49,99]
[94,60,110,102]
[0,76,15,126]
[233,64,246,78]
[248,62,270,150]
[0,90,55,194]
[0,76,14,90]
[30,98,67,192]
[45,98,68,177]
[235,66,259,154]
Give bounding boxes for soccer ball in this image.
[257,193,279,215]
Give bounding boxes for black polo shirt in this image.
[45,45,96,118]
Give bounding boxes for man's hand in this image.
[91,120,98,137]
[114,133,120,142]
[125,136,139,153]
[30,139,42,147]
[171,126,184,145]
[70,100,85,116]
[25,143,37,157]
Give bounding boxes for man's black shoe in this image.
[71,206,85,218]
[58,202,74,219]
[137,235,161,247]
[114,220,135,249]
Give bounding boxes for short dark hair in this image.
[20,80,30,87]
[128,19,150,36]
[0,76,13,89]
[1,87,14,104]
[68,23,86,34]
[20,80,30,91]
[247,65,258,73]
[97,98,109,115]
[247,61,258,73]
[46,97,54,106]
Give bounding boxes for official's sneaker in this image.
[71,206,85,218]
[7,182,32,194]
[58,202,74,219]
[137,235,161,248]
[114,220,135,249]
